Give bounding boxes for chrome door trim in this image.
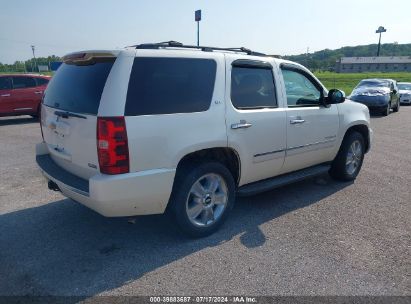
[287,138,336,151]
[254,149,285,158]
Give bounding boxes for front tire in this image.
[330,131,365,181]
[382,102,390,116]
[393,100,400,112]
[31,107,40,120]
[169,162,236,237]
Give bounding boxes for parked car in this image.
[398,82,411,105]
[0,74,50,118]
[349,78,400,116]
[36,42,372,237]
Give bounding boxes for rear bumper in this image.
[36,143,176,217]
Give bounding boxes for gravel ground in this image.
[0,108,410,298]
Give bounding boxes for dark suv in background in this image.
[0,74,50,118]
[349,79,400,116]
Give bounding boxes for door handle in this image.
[1,94,11,97]
[290,119,305,124]
[231,120,252,129]
[290,116,305,124]
[34,91,43,94]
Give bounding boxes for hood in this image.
[399,90,411,95]
[351,86,390,97]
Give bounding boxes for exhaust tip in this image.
[48,180,61,192]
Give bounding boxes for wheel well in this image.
[345,125,370,152]
[176,148,241,185]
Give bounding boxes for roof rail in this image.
[130,41,266,56]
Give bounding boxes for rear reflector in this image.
[97,117,129,175]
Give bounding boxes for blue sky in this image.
[1,0,410,63]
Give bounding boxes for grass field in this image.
[314,72,411,95]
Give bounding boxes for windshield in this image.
[356,80,389,89]
[43,59,115,115]
[398,83,411,91]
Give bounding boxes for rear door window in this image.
[231,65,277,109]
[43,59,115,115]
[0,77,12,90]
[12,77,36,89]
[125,57,217,115]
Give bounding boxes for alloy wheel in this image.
[185,173,228,227]
[345,140,363,175]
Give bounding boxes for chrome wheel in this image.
[185,173,228,227]
[346,140,362,175]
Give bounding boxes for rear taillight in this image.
[97,117,129,175]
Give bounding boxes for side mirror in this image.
[393,89,397,94]
[326,89,345,104]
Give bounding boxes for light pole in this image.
[195,10,201,46]
[31,45,38,72]
[375,26,387,57]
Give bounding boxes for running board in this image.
[237,164,331,196]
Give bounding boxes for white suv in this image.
[36,41,372,237]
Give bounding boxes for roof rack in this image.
[130,41,266,56]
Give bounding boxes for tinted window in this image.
[0,77,12,90]
[35,78,49,86]
[282,69,321,107]
[231,67,277,109]
[43,59,115,115]
[12,77,36,89]
[125,57,216,116]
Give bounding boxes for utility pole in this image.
[375,26,387,57]
[195,10,201,46]
[31,45,38,72]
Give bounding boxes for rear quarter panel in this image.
[125,51,227,172]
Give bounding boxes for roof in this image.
[340,56,411,64]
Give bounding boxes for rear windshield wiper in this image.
[54,110,87,119]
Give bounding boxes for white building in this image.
[336,56,411,73]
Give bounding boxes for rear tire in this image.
[168,162,236,238]
[330,131,365,181]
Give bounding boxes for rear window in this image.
[35,78,49,86]
[125,57,216,116]
[43,59,115,115]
